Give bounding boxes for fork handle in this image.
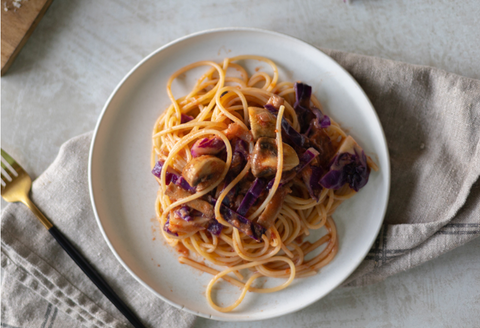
[48,226,145,328]
[48,226,146,328]
[19,198,145,327]
[21,197,53,230]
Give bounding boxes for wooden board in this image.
[1,0,53,75]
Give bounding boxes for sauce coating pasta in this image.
[151,56,377,312]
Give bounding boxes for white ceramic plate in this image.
[89,27,390,321]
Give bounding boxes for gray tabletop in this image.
[2,0,479,327]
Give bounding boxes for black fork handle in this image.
[49,226,145,328]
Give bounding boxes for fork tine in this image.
[1,166,12,182]
[1,173,6,188]
[1,149,20,177]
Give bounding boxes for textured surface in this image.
[2,0,480,327]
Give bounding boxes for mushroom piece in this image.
[248,106,277,140]
[182,155,226,190]
[251,137,300,178]
[168,208,210,234]
[257,185,291,229]
[165,183,215,218]
[224,123,253,142]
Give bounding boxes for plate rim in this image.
[88,26,391,321]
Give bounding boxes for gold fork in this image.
[1,149,145,328]
[1,150,53,229]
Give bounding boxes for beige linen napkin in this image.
[321,49,480,286]
[2,50,480,327]
[1,133,196,328]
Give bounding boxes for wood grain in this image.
[1,0,53,75]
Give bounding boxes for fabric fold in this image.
[2,132,197,328]
[321,49,480,286]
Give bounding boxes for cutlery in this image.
[1,149,146,328]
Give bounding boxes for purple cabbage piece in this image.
[181,114,194,123]
[171,175,196,193]
[266,147,319,190]
[230,138,249,175]
[297,147,320,172]
[152,161,196,193]
[264,101,308,148]
[163,216,178,236]
[191,137,226,157]
[207,219,223,236]
[206,196,266,242]
[266,171,294,190]
[311,107,331,129]
[175,205,192,222]
[293,82,315,133]
[237,178,266,216]
[320,149,370,192]
[281,118,308,148]
[151,161,164,178]
[302,166,325,201]
[265,83,330,150]
[152,161,174,184]
[264,103,277,113]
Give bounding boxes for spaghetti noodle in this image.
[151,55,378,312]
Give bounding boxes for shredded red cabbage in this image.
[281,118,308,148]
[230,138,248,175]
[181,114,194,124]
[191,137,226,158]
[152,160,169,179]
[297,147,320,172]
[175,205,192,221]
[237,178,266,216]
[265,102,308,148]
[152,161,196,193]
[174,176,197,193]
[264,103,277,113]
[311,107,331,129]
[320,149,370,192]
[293,82,315,133]
[163,216,178,236]
[207,196,266,241]
[302,165,324,201]
[207,219,223,236]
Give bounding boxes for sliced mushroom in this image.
[182,155,226,190]
[165,183,215,218]
[248,106,277,140]
[168,208,210,234]
[224,123,253,142]
[251,137,300,178]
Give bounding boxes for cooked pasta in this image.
[151,55,377,312]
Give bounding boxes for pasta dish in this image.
[151,55,377,312]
